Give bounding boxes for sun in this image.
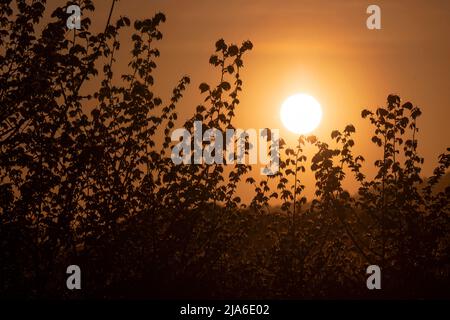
[280,93,322,135]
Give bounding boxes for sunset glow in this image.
[280,94,322,135]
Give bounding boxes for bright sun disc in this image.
[280,93,322,135]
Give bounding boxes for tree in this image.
[1,1,449,299]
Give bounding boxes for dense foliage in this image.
[1,1,449,298]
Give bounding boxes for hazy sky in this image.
[56,0,450,200]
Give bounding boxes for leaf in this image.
[377,108,388,117]
[220,82,231,91]
[371,136,382,146]
[402,102,413,110]
[387,94,400,105]
[215,39,227,52]
[361,109,372,118]
[228,45,239,57]
[241,40,253,52]
[209,55,219,65]
[123,17,130,26]
[331,130,340,139]
[344,124,355,134]
[411,107,422,120]
[285,169,294,175]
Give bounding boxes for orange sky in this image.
[53,0,450,201]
